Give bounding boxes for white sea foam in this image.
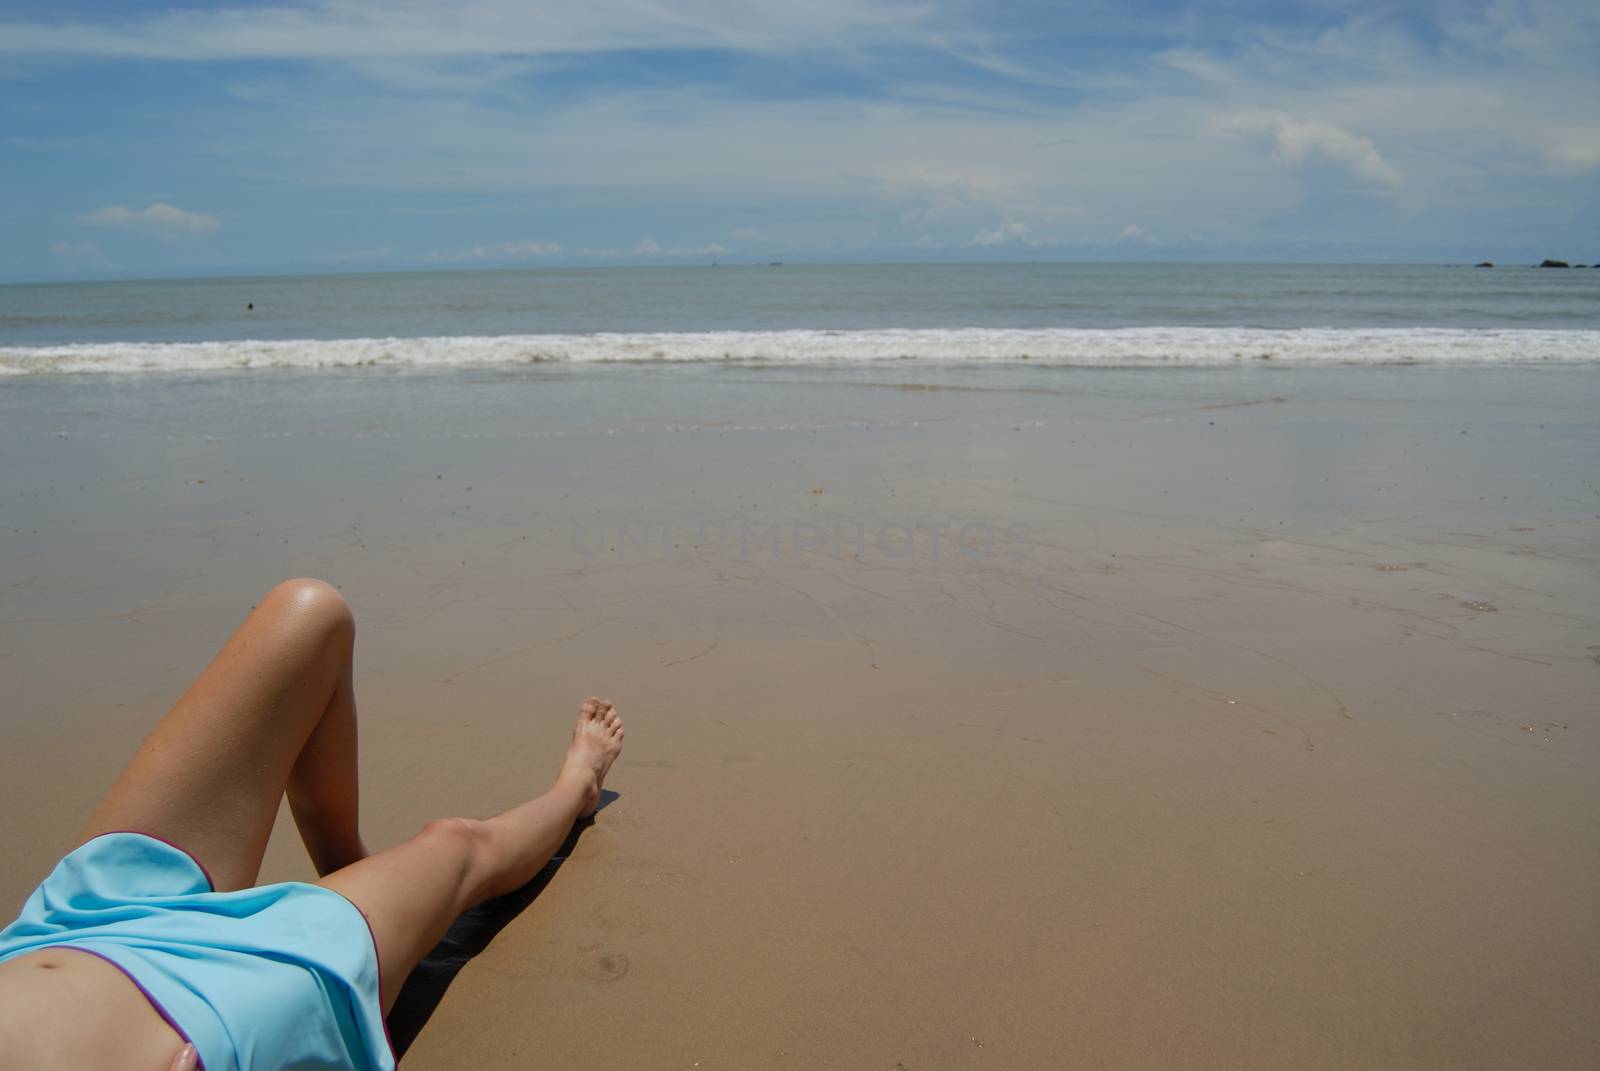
[2,327,1598,376]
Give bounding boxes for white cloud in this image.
[49,239,113,271]
[970,220,1036,247]
[1540,126,1600,172]
[207,82,1294,251]
[0,1,941,61]
[1156,48,1233,85]
[577,238,728,258]
[315,243,396,264]
[501,240,561,256]
[1216,110,1401,185]
[1437,0,1599,66]
[428,239,562,262]
[7,2,1596,270]
[624,235,732,256]
[80,202,220,234]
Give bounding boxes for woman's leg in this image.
[317,698,624,1010]
[80,578,368,891]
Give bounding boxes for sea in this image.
[1,262,1598,375]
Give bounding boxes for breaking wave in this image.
[3,327,1598,376]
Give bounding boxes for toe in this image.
[582,697,601,719]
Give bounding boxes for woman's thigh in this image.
[79,578,355,890]
[316,819,481,1010]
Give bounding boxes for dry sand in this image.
[2,363,1597,1068]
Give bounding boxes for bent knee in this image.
[420,815,487,845]
[265,577,355,640]
[418,816,492,885]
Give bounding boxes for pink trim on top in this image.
[319,885,400,1069]
[85,830,218,892]
[54,945,207,1071]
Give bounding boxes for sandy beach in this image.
[2,361,1597,1068]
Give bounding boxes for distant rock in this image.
[1474,261,1493,267]
[1538,258,1569,268]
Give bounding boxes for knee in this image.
[418,816,492,889]
[420,815,485,846]
[266,577,355,642]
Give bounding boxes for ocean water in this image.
[1,262,1597,375]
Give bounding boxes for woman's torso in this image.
[0,947,187,1069]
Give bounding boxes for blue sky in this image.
[2,0,1597,280]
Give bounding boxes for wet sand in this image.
[2,363,1597,1068]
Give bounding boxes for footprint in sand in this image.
[582,952,630,982]
[1460,600,1498,612]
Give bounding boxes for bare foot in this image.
[558,697,624,816]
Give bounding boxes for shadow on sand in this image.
[383,789,619,1060]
